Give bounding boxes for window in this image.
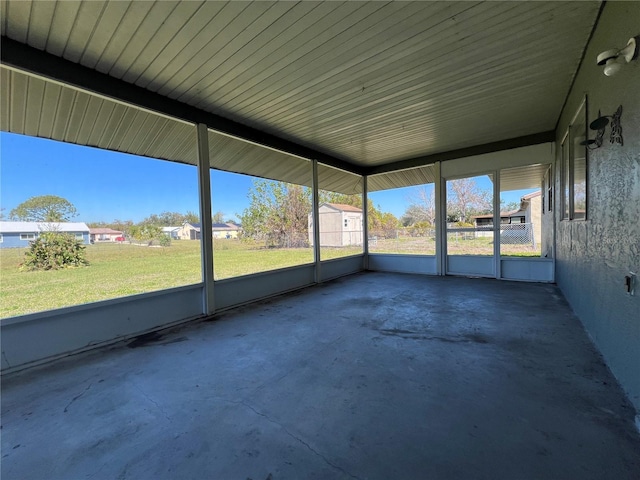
[0,234,3,243]
[367,178,436,255]
[542,166,553,213]
[499,164,550,258]
[562,97,588,221]
[210,169,313,280]
[317,165,364,260]
[1,132,201,319]
[446,174,494,256]
[561,134,570,219]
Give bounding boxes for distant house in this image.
[212,223,241,239]
[472,191,542,246]
[177,222,201,240]
[161,226,181,240]
[308,203,363,247]
[0,221,91,248]
[89,228,123,243]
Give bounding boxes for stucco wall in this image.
[529,194,542,248]
[555,1,640,411]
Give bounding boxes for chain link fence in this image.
[499,223,535,247]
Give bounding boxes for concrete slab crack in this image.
[64,383,92,413]
[2,351,11,368]
[237,400,361,480]
[134,385,171,422]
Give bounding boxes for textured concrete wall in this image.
[555,1,640,411]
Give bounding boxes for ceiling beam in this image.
[1,37,364,176]
[365,131,556,176]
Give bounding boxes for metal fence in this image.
[499,223,535,247]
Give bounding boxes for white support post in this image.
[362,175,369,271]
[196,123,215,315]
[434,162,446,275]
[493,169,501,279]
[312,160,322,283]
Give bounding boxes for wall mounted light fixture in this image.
[580,106,623,149]
[597,36,638,76]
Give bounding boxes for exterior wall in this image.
[528,194,542,247]
[341,212,363,246]
[309,207,364,247]
[212,229,239,239]
[0,233,34,248]
[0,231,89,248]
[91,233,121,242]
[554,2,640,411]
[319,209,342,246]
[177,224,200,240]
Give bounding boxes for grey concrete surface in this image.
[2,272,639,480]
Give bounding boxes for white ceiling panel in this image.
[1,1,602,170]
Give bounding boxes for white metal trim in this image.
[312,159,321,283]
[197,123,215,315]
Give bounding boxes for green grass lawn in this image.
[0,240,362,319]
[0,236,538,319]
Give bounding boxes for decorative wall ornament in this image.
[609,105,623,146]
[580,105,623,149]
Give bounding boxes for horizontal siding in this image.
[0,233,31,248]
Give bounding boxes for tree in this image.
[239,180,311,248]
[10,195,78,222]
[129,224,164,246]
[212,211,225,224]
[446,178,492,223]
[319,190,398,238]
[402,186,436,227]
[501,200,521,213]
[239,181,399,247]
[183,211,200,224]
[139,211,200,227]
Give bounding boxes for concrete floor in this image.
[2,272,639,480]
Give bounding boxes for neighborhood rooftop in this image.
[0,221,89,232]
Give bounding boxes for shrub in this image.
[20,232,90,271]
[158,234,172,247]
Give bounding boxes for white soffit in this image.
[1,66,360,194]
[207,129,364,194]
[0,67,198,165]
[1,1,601,168]
[208,128,311,187]
[368,165,437,192]
[493,164,551,191]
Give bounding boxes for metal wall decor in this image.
[609,105,623,145]
[580,105,623,149]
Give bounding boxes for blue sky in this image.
[1,132,534,224]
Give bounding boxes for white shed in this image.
[308,203,363,247]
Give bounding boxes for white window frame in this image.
[20,233,36,240]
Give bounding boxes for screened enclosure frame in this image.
[0,65,555,374]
